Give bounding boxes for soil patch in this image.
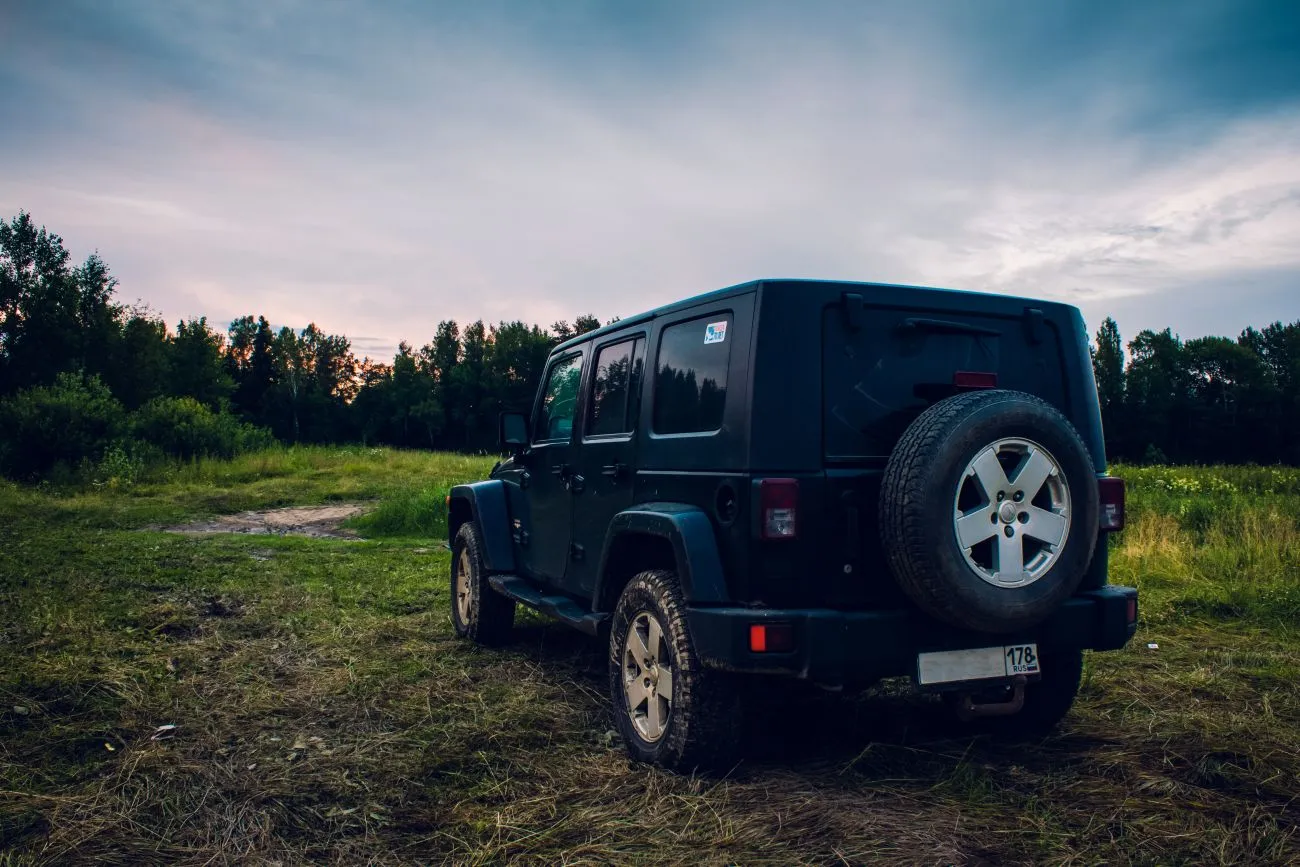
[161,504,365,539]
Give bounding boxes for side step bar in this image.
[488,574,609,637]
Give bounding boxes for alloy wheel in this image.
[952,437,1072,588]
[454,548,472,624]
[621,611,674,742]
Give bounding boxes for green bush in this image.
[0,384,277,483]
[87,440,163,488]
[0,373,126,480]
[130,396,275,461]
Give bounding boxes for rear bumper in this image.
[687,586,1138,686]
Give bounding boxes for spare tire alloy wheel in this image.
[621,611,674,742]
[879,390,1100,634]
[954,438,1071,588]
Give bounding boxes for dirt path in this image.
[161,504,365,539]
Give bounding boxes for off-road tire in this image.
[608,570,743,772]
[450,522,515,646]
[945,647,1085,737]
[879,389,1100,633]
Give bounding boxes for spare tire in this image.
[879,390,1099,634]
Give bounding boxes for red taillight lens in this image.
[749,623,795,653]
[1099,477,1125,531]
[1126,595,1138,626]
[953,370,998,389]
[760,478,798,539]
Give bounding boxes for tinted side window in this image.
[535,353,583,442]
[653,315,732,435]
[587,337,645,437]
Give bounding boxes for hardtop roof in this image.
[551,278,1065,354]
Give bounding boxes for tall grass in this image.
[3,453,1300,864]
[347,484,455,538]
[1111,464,1300,625]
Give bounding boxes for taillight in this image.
[1099,477,1125,531]
[1126,595,1138,626]
[953,370,998,389]
[760,478,799,539]
[749,623,795,653]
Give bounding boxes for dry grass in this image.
[2,454,1299,864]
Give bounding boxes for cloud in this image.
[912,114,1300,305]
[1,0,1297,359]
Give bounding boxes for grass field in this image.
[2,449,1298,865]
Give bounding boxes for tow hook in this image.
[953,676,1027,721]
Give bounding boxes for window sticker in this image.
[704,321,728,344]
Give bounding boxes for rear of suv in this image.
[448,279,1137,771]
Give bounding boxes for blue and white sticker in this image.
[704,321,728,344]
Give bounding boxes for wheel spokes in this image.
[1012,447,1054,499]
[655,666,673,700]
[455,551,471,621]
[1022,505,1068,547]
[995,529,1025,581]
[622,612,673,742]
[626,624,651,663]
[969,448,1010,499]
[955,438,1072,588]
[645,691,663,734]
[956,507,998,548]
[625,672,647,712]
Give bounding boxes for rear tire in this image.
[608,570,742,772]
[945,647,1085,737]
[450,523,515,646]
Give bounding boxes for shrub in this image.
[87,439,164,488]
[130,396,275,461]
[0,373,126,480]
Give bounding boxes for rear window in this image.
[823,306,1066,458]
[653,314,732,435]
[587,337,645,437]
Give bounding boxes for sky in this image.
[1,0,1298,360]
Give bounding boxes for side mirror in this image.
[499,411,529,452]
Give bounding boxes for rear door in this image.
[820,301,1071,607]
[565,333,647,598]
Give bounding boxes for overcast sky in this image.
[2,0,1298,359]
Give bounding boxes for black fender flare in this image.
[593,503,728,611]
[448,480,515,573]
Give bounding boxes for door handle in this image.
[565,474,585,494]
[601,462,628,482]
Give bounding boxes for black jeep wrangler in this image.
[448,280,1136,771]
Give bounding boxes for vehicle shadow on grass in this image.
[504,619,1113,778]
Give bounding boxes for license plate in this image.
[917,643,1041,686]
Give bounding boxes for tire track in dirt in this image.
[159,504,366,539]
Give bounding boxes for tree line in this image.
[1091,316,1299,465]
[0,211,604,480]
[2,211,1297,480]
